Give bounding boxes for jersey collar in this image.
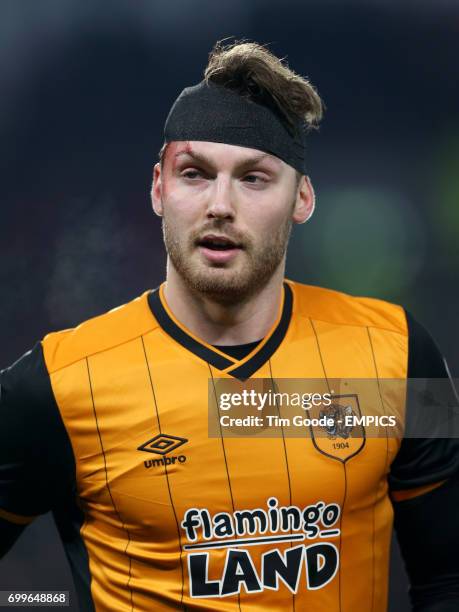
[147,281,293,380]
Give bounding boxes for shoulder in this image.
[1,343,50,407]
[42,290,158,374]
[287,279,407,336]
[0,344,75,518]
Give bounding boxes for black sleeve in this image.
[393,475,459,611]
[0,517,26,557]
[389,310,459,490]
[390,311,459,611]
[0,343,75,556]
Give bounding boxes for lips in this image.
[196,233,243,264]
[196,234,242,251]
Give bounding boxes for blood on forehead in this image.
[159,142,193,198]
[162,141,192,172]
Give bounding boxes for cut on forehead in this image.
[159,141,303,187]
[159,140,283,170]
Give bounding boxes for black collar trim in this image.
[229,283,292,380]
[147,282,293,380]
[148,289,234,371]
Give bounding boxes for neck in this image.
[163,264,286,346]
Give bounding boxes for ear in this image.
[292,175,315,224]
[151,163,163,216]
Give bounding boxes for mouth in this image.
[196,234,243,264]
[196,234,242,251]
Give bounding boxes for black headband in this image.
[164,80,308,174]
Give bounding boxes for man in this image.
[1,41,458,611]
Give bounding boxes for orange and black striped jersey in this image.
[1,279,458,611]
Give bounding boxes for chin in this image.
[187,270,254,303]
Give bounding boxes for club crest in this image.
[309,394,365,462]
[320,404,354,439]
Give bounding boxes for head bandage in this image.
[164,80,308,174]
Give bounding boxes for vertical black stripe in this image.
[268,358,295,612]
[207,363,242,612]
[308,319,343,463]
[340,464,347,612]
[308,318,331,391]
[85,358,134,611]
[308,319,344,612]
[140,336,186,610]
[366,327,390,612]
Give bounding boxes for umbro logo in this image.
[138,433,188,469]
[138,433,188,455]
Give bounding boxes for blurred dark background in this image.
[1,1,458,610]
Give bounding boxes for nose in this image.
[205,175,235,220]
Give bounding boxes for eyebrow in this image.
[173,149,280,171]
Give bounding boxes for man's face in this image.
[152,141,313,303]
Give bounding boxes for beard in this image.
[162,212,292,305]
